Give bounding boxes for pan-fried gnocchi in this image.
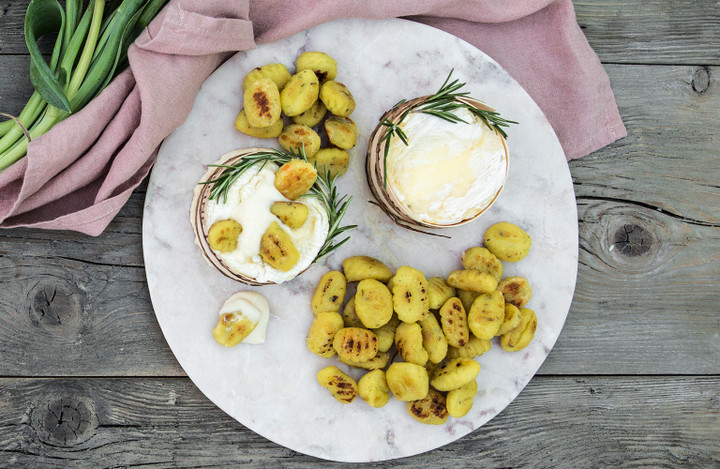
[273,158,317,200]
[446,380,478,418]
[446,335,492,360]
[319,80,356,117]
[430,358,481,392]
[296,51,337,82]
[243,63,291,91]
[342,256,393,282]
[497,303,523,336]
[447,269,498,293]
[342,297,364,328]
[270,201,308,229]
[234,109,284,138]
[372,314,400,352]
[501,308,537,352]
[467,290,505,340]
[484,221,532,262]
[386,362,429,401]
[333,327,378,363]
[418,313,448,364]
[338,350,390,370]
[439,297,470,348]
[291,99,327,127]
[306,312,344,357]
[281,69,320,116]
[355,279,393,329]
[395,322,429,366]
[311,271,347,316]
[392,266,429,323]
[462,246,504,282]
[358,369,390,408]
[243,77,282,128]
[310,147,349,179]
[427,277,456,310]
[497,276,533,308]
[278,124,321,158]
[324,116,358,149]
[317,366,358,403]
[407,388,448,425]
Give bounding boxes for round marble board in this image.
[143,18,578,462]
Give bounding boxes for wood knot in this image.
[613,224,652,257]
[32,396,97,447]
[691,66,710,94]
[27,277,83,333]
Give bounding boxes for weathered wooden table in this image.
[1,1,718,466]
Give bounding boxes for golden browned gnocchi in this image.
[296,51,337,82]
[467,290,505,340]
[501,308,537,352]
[259,221,299,271]
[310,148,349,179]
[439,297,470,348]
[447,269,498,293]
[306,312,344,357]
[358,369,390,408]
[339,350,390,371]
[497,303,523,336]
[355,278,393,329]
[446,380,478,418]
[407,389,449,425]
[430,358,481,392]
[446,335,492,360]
[392,266,429,323]
[342,297,364,328]
[207,219,242,253]
[372,314,400,352]
[342,256,393,282]
[270,201,308,229]
[319,80,356,117]
[386,362,429,401]
[427,277,456,310]
[462,246,504,282]
[243,63,291,91]
[278,124,321,158]
[234,109,284,138]
[324,116,358,149]
[243,77,282,128]
[212,312,257,347]
[395,322,429,366]
[456,289,480,312]
[274,158,317,200]
[484,221,532,262]
[311,270,347,316]
[333,327,379,363]
[497,276,533,308]
[418,313,448,364]
[317,366,358,403]
[281,69,320,116]
[291,99,327,127]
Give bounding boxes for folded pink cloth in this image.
[0,0,626,235]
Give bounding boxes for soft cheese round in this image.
[218,291,270,344]
[385,108,507,225]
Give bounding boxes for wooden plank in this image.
[0,0,719,64]
[0,55,34,118]
[0,376,717,467]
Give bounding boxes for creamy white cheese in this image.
[218,291,270,344]
[385,108,507,225]
[206,162,329,284]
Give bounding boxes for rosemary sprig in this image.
[380,69,518,187]
[200,146,356,261]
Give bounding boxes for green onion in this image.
[0,0,169,172]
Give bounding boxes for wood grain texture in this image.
[0,376,717,467]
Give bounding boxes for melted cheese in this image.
[218,291,270,344]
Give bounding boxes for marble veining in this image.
[143,18,578,462]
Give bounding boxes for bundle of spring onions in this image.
[0,0,168,171]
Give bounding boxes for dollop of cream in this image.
[219,291,270,344]
[386,108,507,225]
[205,162,329,283]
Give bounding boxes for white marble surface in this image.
[143,18,578,462]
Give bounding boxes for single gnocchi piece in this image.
[497,276,533,308]
[342,297,364,328]
[430,358,481,392]
[234,109,284,138]
[372,314,400,352]
[333,327,379,363]
[317,366,358,404]
[427,277,456,310]
[281,69,320,116]
[446,380,478,418]
[306,312,344,357]
[243,63,291,91]
[395,322,429,366]
[447,270,498,294]
[467,290,505,340]
[462,246,504,283]
[456,289,480,312]
[311,271,347,316]
[497,303,523,336]
[392,265,429,323]
[501,308,537,352]
[484,222,532,262]
[407,388,449,425]
[207,219,242,253]
[270,201,309,229]
[310,147,350,180]
[212,312,257,347]
[339,350,390,370]
[259,222,300,272]
[358,369,390,408]
[274,158,317,200]
[446,335,492,360]
[319,80,356,117]
[439,297,470,348]
[291,99,327,127]
[296,51,337,82]
[278,124,321,158]
[386,362,429,401]
[418,313,448,364]
[243,77,282,128]
[342,256,393,282]
[324,116,358,149]
[355,279,393,329]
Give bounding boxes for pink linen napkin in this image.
[0,0,626,235]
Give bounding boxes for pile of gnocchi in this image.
[307,222,538,424]
[236,51,358,179]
